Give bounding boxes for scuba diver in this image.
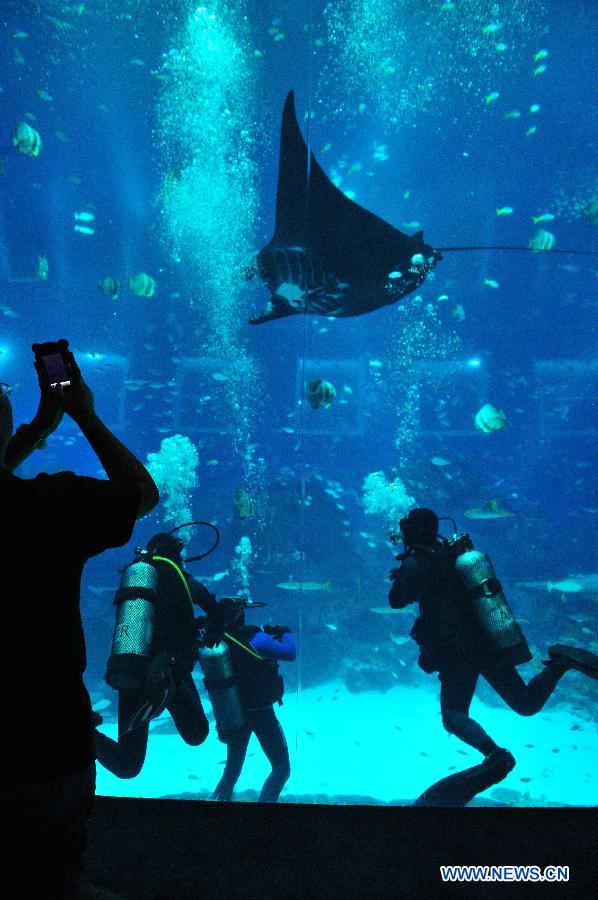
[95,525,224,778]
[388,508,598,795]
[200,597,296,803]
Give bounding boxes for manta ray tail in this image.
[437,245,598,256]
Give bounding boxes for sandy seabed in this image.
[94,679,596,806]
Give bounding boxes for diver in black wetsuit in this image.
[210,598,296,803]
[95,532,223,778]
[389,508,598,766]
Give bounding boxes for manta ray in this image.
[249,90,442,325]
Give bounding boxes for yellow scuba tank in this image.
[451,535,531,667]
[198,641,245,742]
[105,557,159,691]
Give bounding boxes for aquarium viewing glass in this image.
[1,0,596,807]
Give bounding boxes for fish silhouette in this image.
[249,91,441,324]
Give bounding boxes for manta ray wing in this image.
[250,90,440,324]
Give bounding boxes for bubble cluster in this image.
[156,2,262,480]
[146,433,200,537]
[157,4,259,340]
[362,471,416,524]
[387,293,460,461]
[232,535,253,600]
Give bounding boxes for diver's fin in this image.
[549,644,598,680]
[413,748,515,807]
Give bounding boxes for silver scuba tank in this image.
[453,545,531,667]
[105,559,159,691]
[198,641,245,742]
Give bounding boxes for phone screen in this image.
[42,352,70,388]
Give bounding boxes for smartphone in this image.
[32,339,72,389]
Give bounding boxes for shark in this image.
[248,90,441,325]
[516,575,598,595]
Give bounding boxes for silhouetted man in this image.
[0,347,158,897]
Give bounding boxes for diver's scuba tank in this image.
[448,533,532,667]
[105,555,159,691]
[198,641,245,742]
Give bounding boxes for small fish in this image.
[73,225,95,235]
[13,31,29,39]
[482,22,503,34]
[485,91,500,105]
[529,229,555,252]
[129,57,145,66]
[390,634,410,646]
[92,699,111,712]
[307,378,336,410]
[430,456,450,467]
[206,459,219,466]
[532,213,555,224]
[324,623,338,633]
[402,221,421,229]
[504,110,521,119]
[74,211,95,223]
[548,579,583,593]
[97,275,120,298]
[525,126,537,137]
[212,571,229,582]
[37,253,49,281]
[475,403,506,433]
[129,272,157,297]
[211,372,228,382]
[495,42,508,52]
[36,89,53,102]
[12,121,42,157]
[451,303,465,321]
[276,581,332,592]
[234,488,254,520]
[534,49,549,62]
[496,207,514,216]
[534,64,547,75]
[529,104,540,114]
[484,278,500,289]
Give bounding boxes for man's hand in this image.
[35,349,96,427]
[263,624,290,640]
[60,376,96,426]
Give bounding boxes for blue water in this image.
[1,1,596,805]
